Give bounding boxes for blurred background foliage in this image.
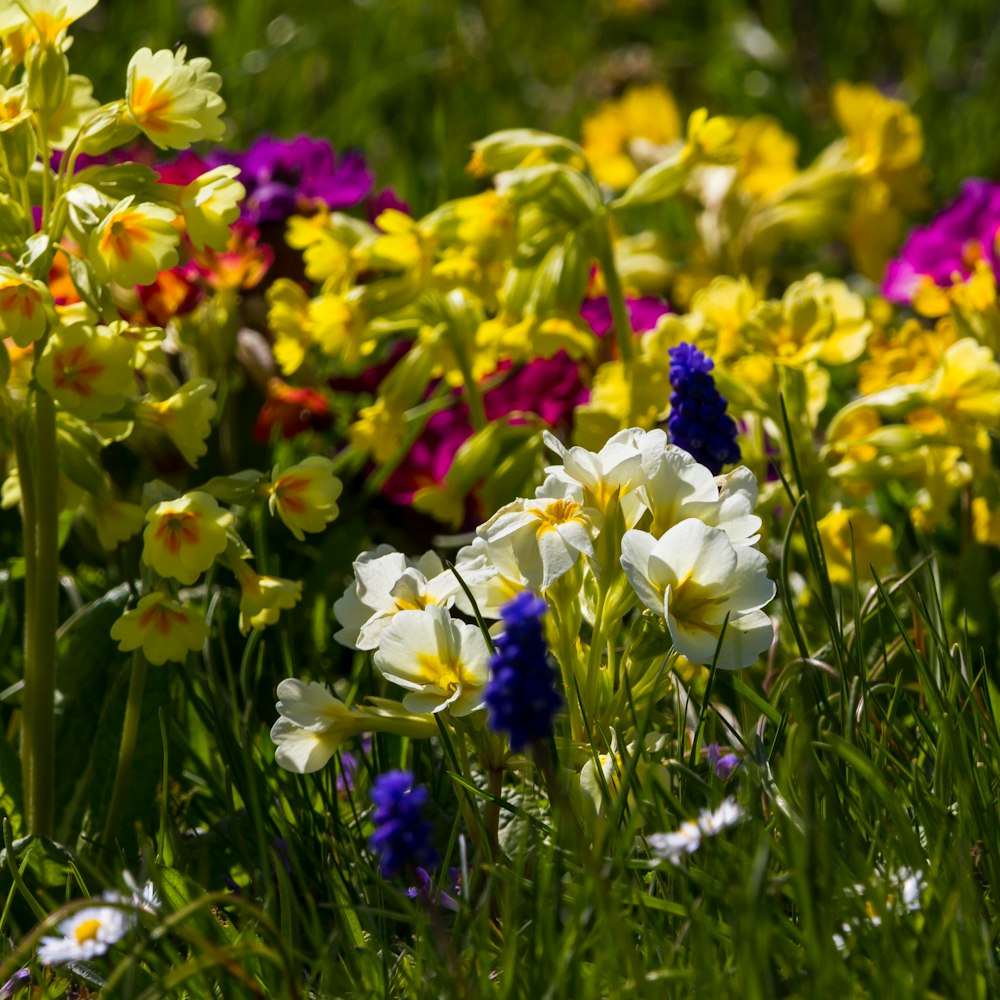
[73,0,1000,214]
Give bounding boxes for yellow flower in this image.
[178,165,245,251]
[925,338,1000,425]
[684,108,739,165]
[136,378,217,467]
[90,197,180,287]
[126,46,225,149]
[348,399,406,464]
[142,491,233,585]
[268,456,343,541]
[86,496,145,551]
[36,322,135,420]
[0,268,50,347]
[689,276,759,362]
[231,560,302,635]
[859,318,956,395]
[309,293,371,365]
[45,74,99,150]
[0,0,97,42]
[110,591,210,665]
[734,117,798,199]
[816,507,895,588]
[972,496,1000,548]
[266,278,312,375]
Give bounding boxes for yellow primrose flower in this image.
[268,456,343,541]
[308,293,371,365]
[348,399,407,464]
[859,318,956,395]
[45,74,99,150]
[925,338,1000,425]
[0,268,50,347]
[684,108,739,166]
[111,591,210,665]
[689,276,759,362]
[816,507,895,588]
[231,560,302,635]
[178,165,245,251]
[126,46,225,150]
[0,0,97,41]
[734,117,798,199]
[373,604,490,716]
[86,495,145,551]
[142,491,233,585]
[136,378,217,467]
[266,278,312,375]
[90,197,180,287]
[972,497,1000,548]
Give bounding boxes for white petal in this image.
[620,530,664,614]
[271,719,339,773]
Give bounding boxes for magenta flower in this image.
[883,178,1000,304]
[580,294,671,339]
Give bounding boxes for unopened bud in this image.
[25,44,68,117]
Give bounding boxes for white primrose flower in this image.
[642,446,762,545]
[333,545,456,650]
[449,535,530,619]
[477,496,598,593]
[373,605,490,716]
[270,678,437,774]
[620,519,775,670]
[537,429,654,526]
[646,796,745,865]
[37,894,132,966]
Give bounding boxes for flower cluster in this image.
[369,770,437,879]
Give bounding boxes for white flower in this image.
[123,872,160,913]
[373,605,490,716]
[646,796,744,865]
[37,895,131,965]
[449,535,529,619]
[332,545,456,650]
[621,520,775,670]
[477,496,598,592]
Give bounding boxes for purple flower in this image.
[580,295,671,338]
[406,866,462,911]
[883,178,1000,304]
[369,770,437,879]
[666,342,741,474]
[0,969,30,999]
[705,743,741,780]
[485,592,561,751]
[234,135,375,225]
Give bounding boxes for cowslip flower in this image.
[369,770,437,879]
[0,268,50,348]
[646,797,744,865]
[36,894,131,966]
[816,507,895,587]
[86,496,146,551]
[332,546,456,650]
[177,165,245,251]
[621,519,775,670]
[270,679,435,773]
[666,343,741,475]
[268,456,343,541]
[136,378,217,467]
[110,591,209,665]
[373,604,489,716]
[142,491,233,585]
[485,592,561,750]
[0,0,98,39]
[36,322,135,420]
[90,197,180,287]
[126,46,225,149]
[231,559,302,634]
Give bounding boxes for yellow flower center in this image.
[416,652,464,696]
[130,77,174,131]
[669,575,727,635]
[529,499,584,535]
[74,918,102,945]
[100,212,151,260]
[272,475,309,514]
[154,510,201,554]
[53,345,104,397]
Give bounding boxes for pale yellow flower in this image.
[268,456,343,541]
[142,491,233,585]
[89,198,180,287]
[110,591,210,665]
[817,507,895,587]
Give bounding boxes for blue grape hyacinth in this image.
[666,342,741,474]
[485,592,562,751]
[369,770,437,879]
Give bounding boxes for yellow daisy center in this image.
[74,918,103,945]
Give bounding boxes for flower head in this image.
[90,197,180,287]
[373,604,489,716]
[254,378,332,443]
[136,378,217,467]
[232,560,302,634]
[110,591,209,665]
[178,164,245,251]
[369,770,437,879]
[666,342,740,474]
[37,895,131,966]
[268,456,343,540]
[0,268,50,348]
[485,592,561,750]
[645,796,744,865]
[142,491,233,585]
[126,46,225,149]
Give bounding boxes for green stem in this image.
[12,416,37,826]
[548,600,585,742]
[102,649,148,846]
[595,213,634,364]
[585,582,608,720]
[27,388,58,838]
[445,325,487,431]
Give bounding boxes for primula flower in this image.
[621,519,775,670]
[816,507,895,588]
[36,894,131,966]
[478,496,598,593]
[0,268,50,348]
[136,378,217,467]
[178,165,245,251]
[126,46,225,150]
[110,591,209,665]
[449,535,530,619]
[142,491,233,585]
[485,592,561,750]
[373,604,490,716]
[86,496,146,551]
[254,377,333,443]
[36,322,135,420]
[369,770,437,879]
[0,0,97,41]
[268,456,343,540]
[666,343,741,475]
[90,197,180,287]
[925,338,1000,425]
[646,797,744,865]
[333,546,456,650]
[230,560,302,634]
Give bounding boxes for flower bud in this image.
[0,112,36,178]
[25,44,68,117]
